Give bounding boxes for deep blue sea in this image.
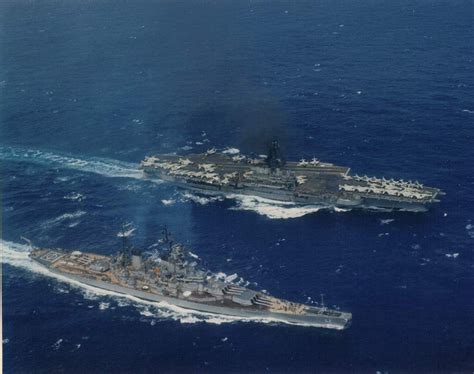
[1,0,473,372]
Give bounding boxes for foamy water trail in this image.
[40,210,87,229]
[180,192,224,205]
[0,145,144,180]
[1,240,309,327]
[228,194,351,219]
[177,192,350,219]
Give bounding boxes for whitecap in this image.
[82,290,100,300]
[54,285,70,294]
[136,305,155,317]
[41,210,86,229]
[52,339,63,350]
[64,192,85,202]
[117,299,130,308]
[68,221,81,228]
[99,302,110,310]
[161,199,176,206]
[180,192,223,205]
[465,223,474,238]
[55,176,72,183]
[333,207,352,212]
[117,182,143,192]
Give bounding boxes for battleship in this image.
[140,141,443,212]
[28,229,352,329]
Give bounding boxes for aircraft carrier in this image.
[28,229,351,329]
[140,141,443,212]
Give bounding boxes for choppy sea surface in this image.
[1,0,473,372]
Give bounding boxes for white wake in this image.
[0,145,144,180]
[228,194,332,219]
[174,191,349,219]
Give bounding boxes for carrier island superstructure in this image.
[140,141,443,212]
[29,230,351,329]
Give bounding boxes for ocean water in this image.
[1,0,473,372]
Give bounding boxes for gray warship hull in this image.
[141,148,442,212]
[30,247,351,330]
[156,174,431,212]
[43,266,347,328]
